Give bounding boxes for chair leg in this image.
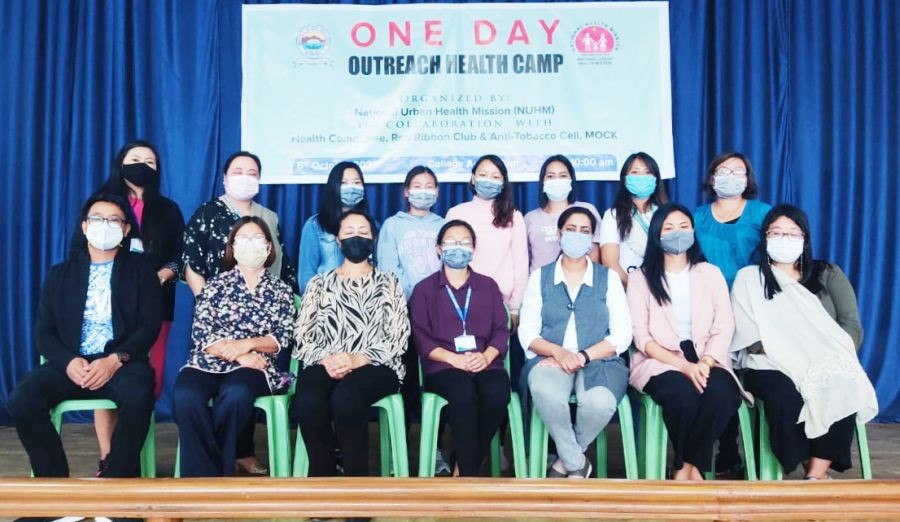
[292,427,309,478]
[856,417,872,480]
[417,393,446,477]
[738,402,758,480]
[757,400,783,480]
[507,393,528,479]
[595,430,608,478]
[140,413,157,478]
[378,408,391,477]
[617,395,639,480]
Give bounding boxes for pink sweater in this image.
[445,196,529,312]
[626,262,751,402]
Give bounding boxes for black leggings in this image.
[744,369,855,473]
[290,364,399,476]
[425,368,510,476]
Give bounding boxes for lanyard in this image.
[445,286,472,335]
[632,208,651,234]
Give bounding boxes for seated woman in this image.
[173,217,295,477]
[518,207,632,478]
[731,204,878,479]
[291,210,410,476]
[627,203,749,481]
[409,219,511,477]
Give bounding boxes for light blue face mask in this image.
[340,184,365,207]
[625,174,657,199]
[474,178,504,200]
[659,230,695,255]
[543,178,573,202]
[441,246,474,269]
[408,188,437,210]
[559,231,593,258]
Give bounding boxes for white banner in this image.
[242,2,674,183]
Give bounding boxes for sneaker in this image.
[567,459,592,479]
[546,458,567,478]
[434,450,451,476]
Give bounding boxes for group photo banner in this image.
[242,2,675,183]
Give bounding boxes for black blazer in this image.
[70,195,184,320]
[36,249,163,369]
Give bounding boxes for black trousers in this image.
[291,364,399,476]
[400,337,421,423]
[744,369,855,473]
[425,368,510,476]
[644,367,741,473]
[9,361,155,477]
[173,367,271,477]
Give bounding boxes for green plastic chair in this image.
[636,391,757,480]
[48,399,156,477]
[527,393,639,479]
[755,399,872,480]
[416,313,528,478]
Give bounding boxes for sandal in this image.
[236,456,269,475]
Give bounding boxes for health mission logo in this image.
[571,23,619,65]
[295,24,333,66]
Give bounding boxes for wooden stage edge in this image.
[1,478,899,521]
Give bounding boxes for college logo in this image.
[294,24,333,66]
[571,23,619,65]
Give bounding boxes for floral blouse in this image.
[182,196,297,290]
[184,267,295,392]
[293,269,410,382]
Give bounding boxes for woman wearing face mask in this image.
[292,211,410,476]
[182,150,296,475]
[693,151,771,288]
[173,217,294,477]
[627,203,749,481]
[730,205,877,480]
[525,155,603,271]
[298,161,370,294]
[446,155,528,332]
[600,152,669,286]
[409,220,510,476]
[518,207,632,478]
[72,140,185,475]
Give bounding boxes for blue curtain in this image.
[0,0,896,424]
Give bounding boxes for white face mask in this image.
[85,222,124,251]
[543,178,573,202]
[233,242,269,269]
[767,237,804,264]
[225,175,260,201]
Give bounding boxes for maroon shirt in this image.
[409,268,510,375]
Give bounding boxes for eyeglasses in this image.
[766,231,804,241]
[234,234,267,246]
[84,215,126,227]
[714,168,748,179]
[441,240,474,248]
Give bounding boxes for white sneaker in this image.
[94,517,113,522]
[52,517,85,522]
[434,449,451,476]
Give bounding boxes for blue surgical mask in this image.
[408,188,437,211]
[559,231,592,259]
[659,230,695,255]
[624,175,657,199]
[340,184,365,207]
[441,246,474,269]
[543,178,572,202]
[712,175,747,199]
[474,178,503,200]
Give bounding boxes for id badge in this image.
[454,334,477,353]
[129,238,145,253]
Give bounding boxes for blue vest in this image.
[539,261,610,349]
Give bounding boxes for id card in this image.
[129,238,145,253]
[454,334,477,353]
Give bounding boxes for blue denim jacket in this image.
[298,214,343,294]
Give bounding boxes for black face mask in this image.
[121,162,159,187]
[340,236,374,264]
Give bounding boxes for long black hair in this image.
[471,154,516,228]
[759,204,826,299]
[641,202,706,305]
[612,152,668,240]
[96,140,163,248]
[538,154,577,208]
[317,161,368,236]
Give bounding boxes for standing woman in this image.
[292,211,410,476]
[524,154,602,271]
[298,161,370,294]
[627,203,748,481]
[445,154,528,331]
[409,220,510,477]
[182,150,296,475]
[72,140,184,475]
[731,205,877,479]
[599,152,669,285]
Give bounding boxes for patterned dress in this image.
[183,267,295,392]
[293,269,410,382]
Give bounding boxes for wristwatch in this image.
[115,352,131,364]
